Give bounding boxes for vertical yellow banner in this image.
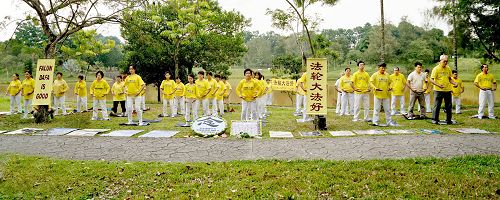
[32,59,56,106]
[306,58,328,115]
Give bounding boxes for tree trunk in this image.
[156,82,161,103]
[44,40,57,59]
[380,0,385,63]
[452,0,458,71]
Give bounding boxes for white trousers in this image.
[341,92,354,115]
[217,99,224,116]
[373,97,392,124]
[353,93,370,121]
[266,93,273,105]
[425,93,432,113]
[53,95,67,115]
[9,94,22,114]
[295,94,304,113]
[336,92,342,114]
[201,98,209,116]
[478,90,495,118]
[76,96,88,112]
[391,95,406,115]
[209,98,217,116]
[23,99,32,118]
[162,98,175,117]
[241,100,257,121]
[185,98,197,121]
[256,96,266,119]
[127,96,143,124]
[302,93,312,120]
[141,96,146,110]
[452,96,461,113]
[92,99,108,119]
[174,96,185,115]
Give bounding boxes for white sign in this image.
[192,116,227,136]
[230,121,261,137]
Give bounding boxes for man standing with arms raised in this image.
[351,61,371,122]
[430,55,458,124]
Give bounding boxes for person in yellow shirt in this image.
[6,73,22,115]
[297,71,313,121]
[370,63,398,126]
[206,72,219,116]
[21,71,35,118]
[236,68,262,121]
[173,76,185,116]
[430,55,458,124]
[335,72,344,115]
[74,75,88,113]
[390,67,407,115]
[195,71,211,117]
[265,79,273,106]
[90,71,110,120]
[111,75,126,116]
[294,71,306,116]
[184,74,198,122]
[451,70,464,114]
[124,65,146,126]
[422,69,433,113]
[214,74,226,117]
[140,85,148,111]
[474,64,497,119]
[160,71,176,118]
[254,72,268,120]
[53,72,69,115]
[222,76,232,112]
[340,68,354,116]
[350,61,371,122]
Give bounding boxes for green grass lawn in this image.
[0,96,499,137]
[0,154,498,199]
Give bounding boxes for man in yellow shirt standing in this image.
[350,61,371,122]
[340,68,354,116]
[474,64,497,119]
[21,71,35,118]
[236,68,261,121]
[53,72,69,115]
[74,75,88,113]
[370,63,398,126]
[160,71,175,118]
[184,74,198,122]
[6,73,22,115]
[124,65,146,126]
[451,70,464,114]
[206,72,219,116]
[173,76,185,116]
[90,71,110,120]
[390,67,407,115]
[430,55,458,124]
[111,75,126,116]
[195,71,211,117]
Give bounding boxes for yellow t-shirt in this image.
[74,80,87,97]
[370,72,391,99]
[474,72,496,90]
[8,80,22,96]
[424,77,432,94]
[160,79,175,100]
[216,81,226,100]
[431,65,452,92]
[351,71,370,94]
[184,83,197,99]
[22,78,35,99]
[53,79,68,97]
[297,73,308,95]
[224,81,232,97]
[112,82,126,101]
[339,75,354,93]
[124,74,145,96]
[195,79,211,99]
[90,79,110,100]
[258,79,267,97]
[236,79,261,101]
[266,82,273,95]
[390,73,407,96]
[207,79,219,99]
[174,82,185,97]
[451,77,463,97]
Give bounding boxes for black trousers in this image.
[432,91,452,122]
[112,101,126,113]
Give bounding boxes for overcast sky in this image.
[0,0,451,41]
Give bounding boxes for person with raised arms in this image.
[124,65,146,126]
[90,70,110,120]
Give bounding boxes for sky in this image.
[0,0,451,42]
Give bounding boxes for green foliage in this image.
[271,54,302,78]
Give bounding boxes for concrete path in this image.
[0,134,499,162]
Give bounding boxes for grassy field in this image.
[1,96,499,137]
[0,154,498,199]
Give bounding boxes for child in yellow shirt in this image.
[74,75,88,113]
[90,71,110,120]
[173,77,185,116]
[53,72,69,115]
[21,71,35,118]
[6,73,22,115]
[111,75,126,116]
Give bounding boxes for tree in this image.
[380,0,385,62]
[363,25,399,63]
[271,54,302,78]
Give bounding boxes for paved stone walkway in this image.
[0,134,499,162]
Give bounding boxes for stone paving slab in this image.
[139,130,179,138]
[269,131,294,138]
[5,128,43,135]
[0,135,498,162]
[450,128,490,134]
[33,128,78,136]
[329,131,356,137]
[386,130,416,134]
[354,130,386,135]
[101,130,143,137]
[0,131,7,134]
[66,129,110,137]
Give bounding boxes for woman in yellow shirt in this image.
[74,75,88,113]
[111,75,126,116]
[90,71,110,120]
[124,65,146,125]
[173,76,185,116]
[21,71,35,118]
[214,74,226,117]
[254,71,268,120]
[53,72,69,115]
[195,71,211,117]
[236,69,261,121]
[160,71,176,117]
[222,76,232,112]
[184,74,198,122]
[6,73,22,115]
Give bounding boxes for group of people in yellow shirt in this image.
[235,69,272,121]
[5,71,35,119]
